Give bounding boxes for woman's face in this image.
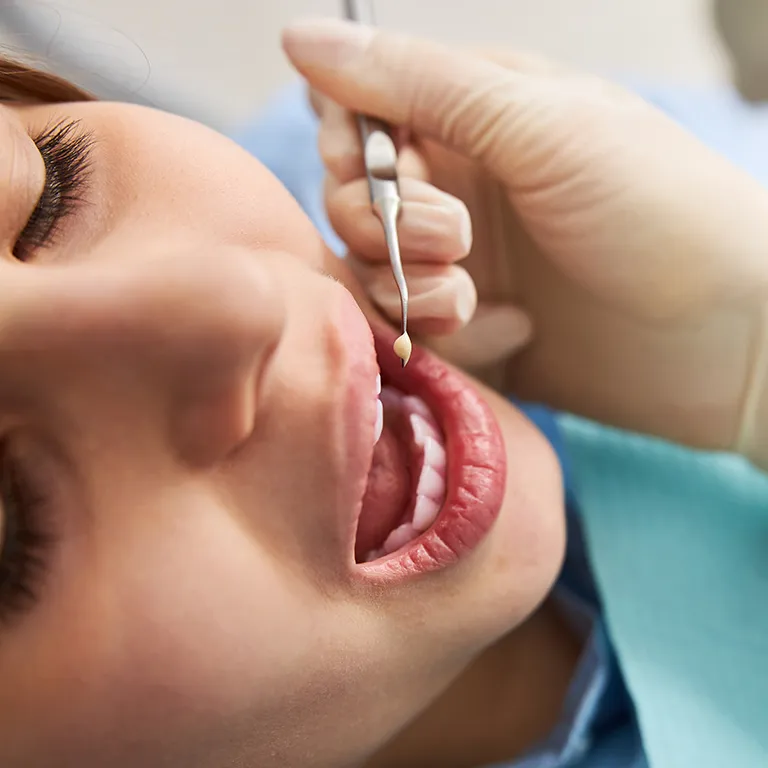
[0,100,564,768]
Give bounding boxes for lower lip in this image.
[356,327,507,581]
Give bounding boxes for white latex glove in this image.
[311,90,534,370]
[283,19,768,466]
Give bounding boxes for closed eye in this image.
[13,118,94,262]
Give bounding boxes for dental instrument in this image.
[342,0,411,366]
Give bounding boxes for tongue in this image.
[355,423,412,561]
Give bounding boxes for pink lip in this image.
[336,292,507,583]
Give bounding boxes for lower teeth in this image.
[364,388,447,562]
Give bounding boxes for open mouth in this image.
[354,377,448,563]
[334,283,506,579]
[347,325,506,578]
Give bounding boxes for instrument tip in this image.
[393,332,412,367]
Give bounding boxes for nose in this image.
[2,247,286,467]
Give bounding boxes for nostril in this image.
[171,363,260,468]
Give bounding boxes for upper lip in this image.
[330,288,383,559]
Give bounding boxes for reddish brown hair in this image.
[0,57,92,104]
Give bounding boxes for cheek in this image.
[223,165,325,261]
[4,492,372,767]
[93,501,342,733]
[156,132,328,271]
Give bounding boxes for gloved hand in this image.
[283,19,768,465]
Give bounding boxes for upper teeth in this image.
[374,398,384,442]
[373,373,384,442]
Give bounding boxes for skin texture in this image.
[0,100,567,768]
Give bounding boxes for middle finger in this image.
[327,176,472,264]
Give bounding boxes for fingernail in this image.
[283,19,375,69]
[368,271,477,325]
[402,201,472,258]
[454,278,477,324]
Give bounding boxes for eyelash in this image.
[0,444,53,625]
[13,118,94,262]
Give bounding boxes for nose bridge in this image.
[0,250,286,465]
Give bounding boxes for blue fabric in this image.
[509,405,641,768]
[231,79,768,767]
[559,416,768,768]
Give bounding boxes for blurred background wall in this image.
[0,0,728,131]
